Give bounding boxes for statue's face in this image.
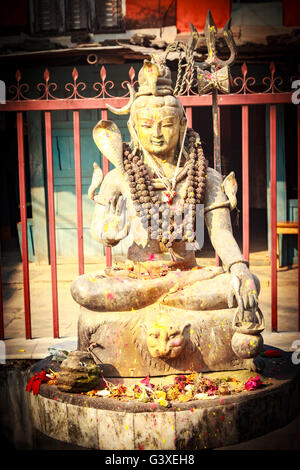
[134,104,181,157]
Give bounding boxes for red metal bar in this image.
[298,106,300,331]
[242,105,250,262]
[270,105,278,332]
[101,108,112,268]
[0,243,4,340]
[217,93,291,106]
[1,93,293,112]
[45,111,59,338]
[17,112,32,339]
[185,106,192,127]
[73,111,84,276]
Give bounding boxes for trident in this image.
[195,10,237,173]
[167,10,237,174]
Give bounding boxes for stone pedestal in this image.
[27,355,300,450]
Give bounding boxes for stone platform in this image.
[27,353,300,450]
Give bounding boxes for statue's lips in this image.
[151,139,164,147]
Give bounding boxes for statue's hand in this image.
[101,194,130,247]
[227,263,259,321]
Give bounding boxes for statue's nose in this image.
[159,348,170,357]
[152,123,162,138]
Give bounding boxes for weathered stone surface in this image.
[38,396,69,443]
[97,409,134,450]
[78,306,263,377]
[28,393,42,432]
[56,350,103,393]
[66,404,99,449]
[174,404,239,450]
[134,411,176,450]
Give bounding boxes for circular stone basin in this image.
[28,355,300,450]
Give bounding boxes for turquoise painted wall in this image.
[266,104,298,266]
[27,63,140,262]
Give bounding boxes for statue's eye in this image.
[150,332,159,338]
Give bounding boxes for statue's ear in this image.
[182,323,191,336]
[179,116,188,149]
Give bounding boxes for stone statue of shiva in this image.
[69,57,265,378]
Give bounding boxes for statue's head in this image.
[130,94,186,158]
[107,57,187,159]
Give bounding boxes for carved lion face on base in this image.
[142,318,191,359]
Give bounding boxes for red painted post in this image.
[101,108,112,268]
[0,244,4,340]
[73,111,84,276]
[298,106,300,332]
[185,106,192,127]
[45,112,59,338]
[17,112,32,339]
[242,105,250,262]
[270,105,278,332]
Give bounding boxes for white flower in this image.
[96,389,111,397]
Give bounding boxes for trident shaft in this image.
[202,10,237,174]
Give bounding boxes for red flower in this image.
[175,375,186,384]
[207,385,218,396]
[140,374,154,389]
[116,385,127,395]
[134,384,142,393]
[140,374,150,385]
[245,375,263,391]
[146,253,155,261]
[174,375,187,391]
[26,370,50,395]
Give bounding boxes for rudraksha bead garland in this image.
[123,128,208,249]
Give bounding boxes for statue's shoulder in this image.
[204,167,238,210]
[203,167,226,207]
[205,166,223,189]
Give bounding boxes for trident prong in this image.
[188,23,200,50]
[204,10,237,69]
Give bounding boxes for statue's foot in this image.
[242,356,265,373]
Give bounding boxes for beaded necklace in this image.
[123,128,208,249]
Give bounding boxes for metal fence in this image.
[0,62,299,339]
